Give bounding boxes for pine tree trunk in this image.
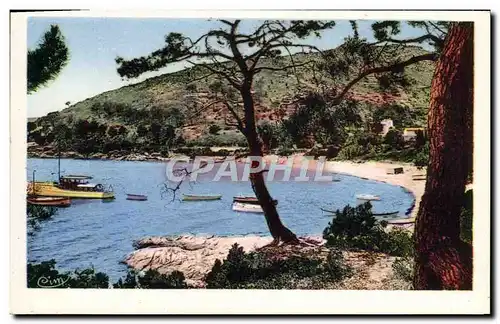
[414,22,474,290]
[241,82,298,244]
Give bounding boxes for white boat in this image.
[232,202,264,213]
[356,194,381,201]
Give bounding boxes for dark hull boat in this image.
[372,211,399,218]
[320,207,399,218]
[126,194,148,201]
[233,196,278,205]
[182,194,222,201]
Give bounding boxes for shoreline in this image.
[28,152,424,223]
[324,160,425,225]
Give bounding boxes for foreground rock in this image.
[124,235,276,287]
[123,235,404,289]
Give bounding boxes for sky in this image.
[27,18,428,118]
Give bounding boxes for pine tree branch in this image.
[254,59,315,73]
[333,53,438,103]
[189,61,242,89]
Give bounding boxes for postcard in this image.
[10,9,491,315]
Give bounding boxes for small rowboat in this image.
[126,194,148,201]
[233,196,278,205]
[182,194,222,201]
[372,211,399,218]
[356,194,381,201]
[232,202,264,213]
[320,207,398,218]
[27,196,71,207]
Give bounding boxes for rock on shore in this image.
[122,235,404,289]
[124,235,330,287]
[123,235,275,287]
[27,144,173,162]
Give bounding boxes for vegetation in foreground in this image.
[27,202,415,289]
[323,202,413,257]
[27,195,472,289]
[27,204,57,235]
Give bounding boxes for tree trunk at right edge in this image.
[413,22,474,290]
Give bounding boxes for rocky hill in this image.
[28,45,435,158]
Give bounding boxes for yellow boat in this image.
[28,175,115,199]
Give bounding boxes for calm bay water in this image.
[27,158,414,280]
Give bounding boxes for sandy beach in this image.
[325,160,425,224]
[260,154,425,225]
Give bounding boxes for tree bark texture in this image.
[414,22,474,290]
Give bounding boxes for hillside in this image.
[28,45,435,158]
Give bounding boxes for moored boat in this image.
[233,196,278,205]
[182,194,222,201]
[28,175,115,199]
[232,202,264,213]
[28,155,115,200]
[356,194,381,201]
[320,207,398,218]
[372,211,399,218]
[126,194,148,201]
[27,196,71,207]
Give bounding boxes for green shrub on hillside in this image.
[186,133,247,147]
[336,132,382,160]
[208,124,221,135]
[413,143,429,168]
[384,129,405,150]
[257,121,282,149]
[279,96,360,149]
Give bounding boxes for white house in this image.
[379,119,394,136]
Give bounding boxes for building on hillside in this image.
[380,119,394,136]
[403,127,427,141]
[372,119,394,136]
